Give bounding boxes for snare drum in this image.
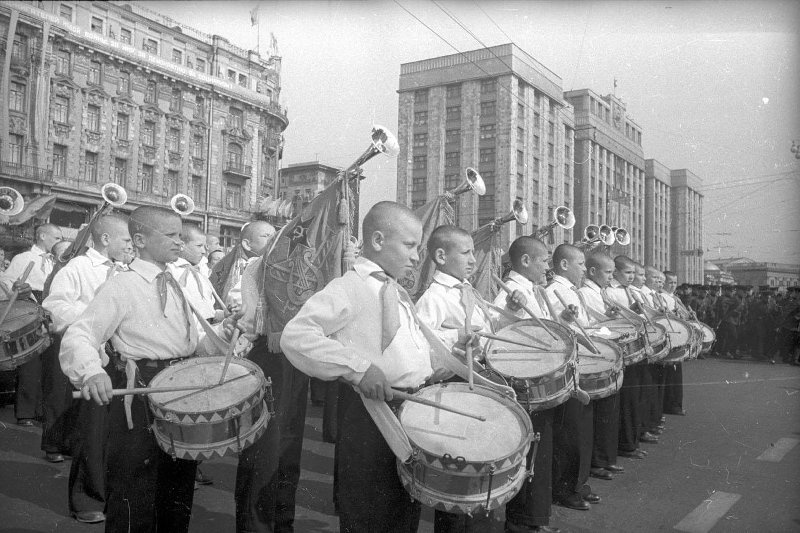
[0,300,50,371]
[484,319,577,412]
[653,316,695,364]
[645,321,670,363]
[698,322,716,354]
[578,337,624,400]
[148,356,272,460]
[397,382,533,516]
[588,318,647,366]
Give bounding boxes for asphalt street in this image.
[0,357,798,533]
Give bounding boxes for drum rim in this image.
[577,336,623,378]
[653,315,694,346]
[485,319,577,380]
[0,300,44,335]
[148,356,266,417]
[398,382,533,468]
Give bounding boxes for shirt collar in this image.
[583,278,603,293]
[609,279,623,289]
[433,270,465,288]
[641,285,654,295]
[128,258,166,283]
[507,270,534,292]
[31,244,47,255]
[171,257,192,268]
[551,274,574,289]
[86,247,110,267]
[353,256,384,280]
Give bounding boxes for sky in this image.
[138,0,800,264]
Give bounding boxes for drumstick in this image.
[492,273,558,341]
[600,290,641,329]
[0,261,36,328]
[218,329,241,385]
[553,289,601,354]
[391,389,486,422]
[653,293,676,331]
[476,332,549,350]
[71,371,256,400]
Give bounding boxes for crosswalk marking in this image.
[674,491,741,533]
[756,437,799,462]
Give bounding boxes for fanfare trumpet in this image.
[490,198,529,229]
[444,167,486,199]
[0,187,24,217]
[533,205,575,239]
[341,124,399,180]
[575,224,615,250]
[170,193,195,216]
[60,183,128,264]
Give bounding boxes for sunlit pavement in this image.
[1,357,798,532]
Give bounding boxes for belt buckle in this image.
[168,357,184,366]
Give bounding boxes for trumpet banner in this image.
[259,180,353,335]
[399,195,454,301]
[470,223,503,302]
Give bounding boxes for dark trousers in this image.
[505,408,554,529]
[552,397,593,499]
[69,396,109,513]
[105,363,197,533]
[337,385,421,532]
[40,336,75,453]
[14,354,42,420]
[638,363,654,436]
[592,393,620,468]
[275,364,309,533]
[650,365,665,428]
[663,363,684,414]
[235,340,285,533]
[618,364,643,452]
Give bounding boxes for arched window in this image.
[227,143,243,169]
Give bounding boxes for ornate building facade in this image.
[0,1,287,249]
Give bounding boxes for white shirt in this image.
[281,257,434,388]
[545,274,590,328]
[492,270,552,320]
[198,256,210,278]
[606,279,634,309]
[168,257,219,322]
[1,244,52,293]
[225,256,259,308]
[660,291,677,313]
[416,270,495,351]
[640,285,657,308]
[579,279,610,324]
[43,248,120,334]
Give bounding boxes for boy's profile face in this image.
[373,215,422,280]
[181,230,207,266]
[589,261,614,288]
[520,250,550,285]
[613,263,635,286]
[436,233,475,281]
[633,267,645,288]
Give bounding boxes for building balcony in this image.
[223,161,252,178]
[0,160,53,183]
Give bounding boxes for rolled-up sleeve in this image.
[280,279,372,386]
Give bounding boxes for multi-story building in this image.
[278,160,340,209]
[564,89,645,261]
[644,159,672,272]
[711,258,798,289]
[0,1,287,252]
[397,44,575,249]
[669,168,704,283]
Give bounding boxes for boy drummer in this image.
[61,206,238,533]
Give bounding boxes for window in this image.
[170,88,182,112]
[59,4,73,21]
[238,74,248,88]
[141,164,154,192]
[412,133,428,148]
[227,69,236,82]
[479,148,495,163]
[55,50,71,76]
[53,96,69,123]
[9,82,25,112]
[220,226,239,250]
[88,61,101,85]
[192,135,204,158]
[145,80,157,104]
[142,121,155,147]
[171,49,183,64]
[548,185,554,202]
[445,129,460,145]
[118,71,130,94]
[533,134,540,151]
[446,84,461,99]
[412,155,426,171]
[480,101,495,116]
[548,164,554,180]
[53,144,67,176]
[446,106,461,121]
[548,143,554,158]
[533,157,540,177]
[226,143,243,169]
[413,89,428,106]
[517,150,524,168]
[445,151,460,169]
[192,176,202,200]
[168,128,180,152]
[478,195,495,226]
[166,170,179,197]
[534,91,542,109]
[518,103,525,120]
[517,126,525,145]
[91,17,104,34]
[413,111,427,126]
[11,36,27,64]
[84,152,98,182]
[531,178,539,196]
[195,58,206,73]
[114,158,127,185]
[143,38,158,55]
[481,78,496,94]
[87,105,100,132]
[115,113,129,140]
[225,181,243,209]
[120,28,132,44]
[194,95,205,118]
[479,124,495,140]
[229,108,243,129]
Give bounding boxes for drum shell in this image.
[653,316,694,364]
[578,337,624,400]
[644,322,670,363]
[698,322,716,354]
[397,383,533,515]
[588,319,647,366]
[0,301,50,371]
[148,357,271,460]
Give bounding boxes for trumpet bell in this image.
[371,124,400,159]
[512,199,528,224]
[584,224,600,241]
[598,224,615,246]
[170,194,195,216]
[465,167,486,196]
[615,227,631,246]
[101,183,127,208]
[0,187,24,216]
[554,206,575,230]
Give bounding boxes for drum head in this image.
[399,384,527,463]
[578,338,621,375]
[0,300,41,333]
[485,319,575,380]
[654,317,692,346]
[149,357,263,413]
[592,318,641,337]
[700,324,715,342]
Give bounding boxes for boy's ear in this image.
[132,232,146,249]
[432,247,446,266]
